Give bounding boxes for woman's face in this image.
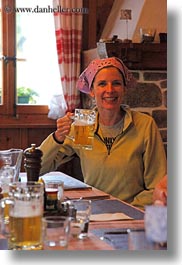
[90,67,126,112]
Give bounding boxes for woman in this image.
[39,57,167,209]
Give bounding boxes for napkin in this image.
[41,171,90,190]
[90,212,133,222]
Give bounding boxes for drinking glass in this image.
[68,109,96,150]
[144,205,167,246]
[42,216,70,250]
[69,199,91,239]
[0,149,23,195]
[0,181,44,250]
[140,28,156,43]
[45,180,64,211]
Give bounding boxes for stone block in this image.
[152,110,167,128]
[143,72,167,81]
[125,83,162,107]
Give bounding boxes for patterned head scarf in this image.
[76,57,136,94]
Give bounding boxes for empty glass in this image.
[69,199,92,239]
[42,216,70,250]
[0,149,23,197]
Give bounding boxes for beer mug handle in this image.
[65,135,74,141]
[65,122,75,142]
[0,197,14,236]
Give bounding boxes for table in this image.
[0,171,167,251]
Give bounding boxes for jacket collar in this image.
[94,105,133,134]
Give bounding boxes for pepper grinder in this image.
[24,143,43,181]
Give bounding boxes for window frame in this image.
[0,0,55,128]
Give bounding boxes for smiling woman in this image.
[39,57,167,210]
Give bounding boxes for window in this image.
[0,0,62,126]
[0,1,2,105]
[16,0,62,105]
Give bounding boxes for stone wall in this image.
[128,70,167,155]
[81,69,167,156]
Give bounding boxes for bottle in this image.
[24,144,43,181]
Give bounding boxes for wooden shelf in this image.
[97,42,167,70]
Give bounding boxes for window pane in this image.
[16,0,62,105]
[0,2,2,105]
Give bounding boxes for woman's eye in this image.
[96,80,123,87]
[112,81,123,86]
[98,81,106,87]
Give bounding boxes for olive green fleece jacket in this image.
[39,105,167,210]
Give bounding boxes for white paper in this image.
[90,213,132,222]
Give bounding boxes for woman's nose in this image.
[105,83,114,92]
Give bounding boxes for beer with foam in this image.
[73,109,96,150]
[8,199,43,250]
[74,122,95,147]
[0,182,43,250]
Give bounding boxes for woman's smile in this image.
[102,95,118,103]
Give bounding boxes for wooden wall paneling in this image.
[0,127,56,150]
[0,128,22,150]
[20,128,29,150]
[27,128,56,148]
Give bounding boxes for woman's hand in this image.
[54,112,74,142]
[153,175,167,206]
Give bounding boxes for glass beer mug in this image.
[0,181,44,250]
[67,109,96,150]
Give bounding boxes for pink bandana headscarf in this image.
[76,57,136,94]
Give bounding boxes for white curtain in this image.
[51,0,83,115]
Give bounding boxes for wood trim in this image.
[1,0,16,115]
[0,113,56,128]
[16,105,50,114]
[0,104,56,128]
